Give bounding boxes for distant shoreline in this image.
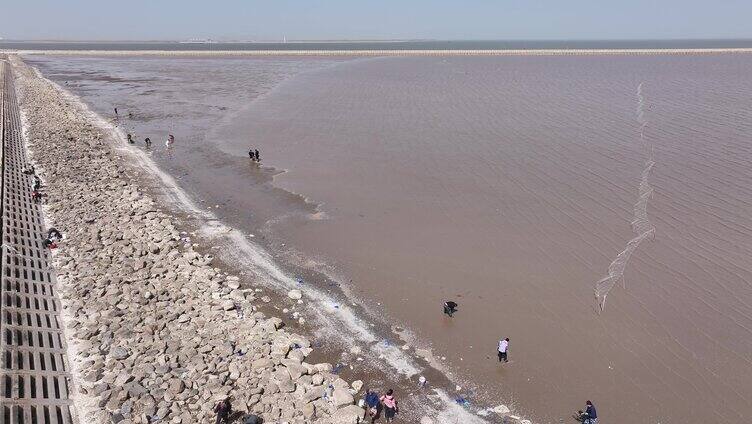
[4,48,752,56]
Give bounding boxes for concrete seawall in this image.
[0,58,77,424]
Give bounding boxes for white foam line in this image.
[430,389,519,424]
[595,83,656,311]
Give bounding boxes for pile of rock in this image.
[12,58,366,423]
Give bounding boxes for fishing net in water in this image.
[595,83,656,312]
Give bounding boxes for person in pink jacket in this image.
[380,389,399,422]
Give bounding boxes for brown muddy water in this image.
[27,53,752,423]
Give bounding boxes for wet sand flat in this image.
[28,53,752,423]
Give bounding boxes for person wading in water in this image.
[498,337,510,363]
[443,301,458,317]
[583,400,598,424]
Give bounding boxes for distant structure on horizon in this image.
[179,38,215,44]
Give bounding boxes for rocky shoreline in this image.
[11,56,371,424]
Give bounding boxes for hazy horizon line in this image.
[3,37,752,43]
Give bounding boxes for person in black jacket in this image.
[47,228,62,241]
[443,301,458,317]
[214,398,232,424]
[584,400,598,424]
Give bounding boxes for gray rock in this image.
[252,358,272,370]
[167,379,185,395]
[277,379,296,393]
[315,363,333,373]
[111,347,129,360]
[302,403,316,419]
[415,348,432,359]
[155,406,171,420]
[114,372,133,386]
[332,388,354,408]
[333,378,350,390]
[120,401,133,415]
[303,388,323,403]
[267,317,284,330]
[287,349,305,363]
[312,374,325,386]
[287,289,302,300]
[285,363,306,380]
[332,405,365,423]
[229,289,245,301]
[126,383,147,398]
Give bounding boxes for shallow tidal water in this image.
[28,53,752,423]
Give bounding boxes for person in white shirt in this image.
[498,337,510,362]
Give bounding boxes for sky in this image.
[1,0,751,41]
